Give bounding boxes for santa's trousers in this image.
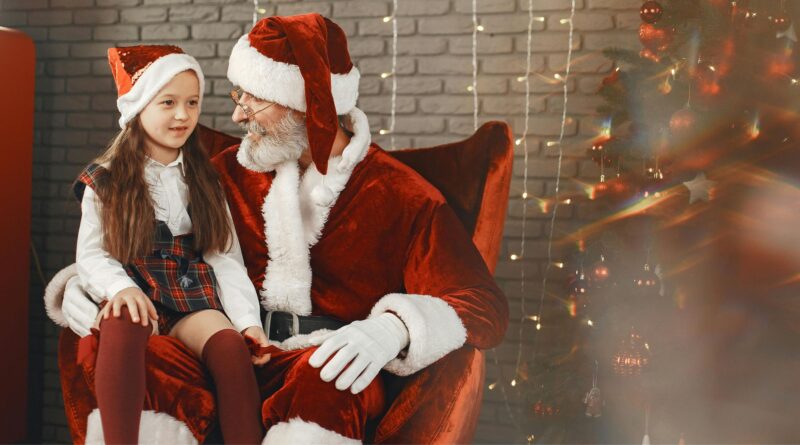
[255,344,387,444]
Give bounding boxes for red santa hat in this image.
[227,13,360,175]
[108,45,205,129]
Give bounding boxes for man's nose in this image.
[232,105,247,124]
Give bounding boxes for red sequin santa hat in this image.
[227,13,360,175]
[108,45,205,129]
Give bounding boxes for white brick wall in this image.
[0,0,633,442]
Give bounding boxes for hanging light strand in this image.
[512,0,538,381]
[390,0,398,149]
[471,0,479,130]
[534,0,577,344]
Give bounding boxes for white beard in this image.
[237,112,309,173]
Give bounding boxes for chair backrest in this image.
[388,121,513,273]
[200,121,514,273]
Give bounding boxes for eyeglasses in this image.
[230,88,276,120]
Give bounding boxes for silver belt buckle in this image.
[263,310,301,341]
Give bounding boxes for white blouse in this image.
[75,152,262,332]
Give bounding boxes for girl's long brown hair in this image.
[91,118,231,264]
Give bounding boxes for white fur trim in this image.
[227,35,360,115]
[85,408,198,445]
[117,53,205,128]
[44,264,78,328]
[299,107,371,246]
[258,108,371,313]
[263,417,360,445]
[260,162,313,315]
[369,293,467,376]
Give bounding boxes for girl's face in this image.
[139,70,200,156]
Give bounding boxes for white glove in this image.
[62,276,99,337]
[308,313,409,394]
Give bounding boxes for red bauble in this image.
[639,23,673,52]
[592,260,610,283]
[770,14,792,32]
[640,1,664,24]
[669,107,698,136]
[692,61,721,98]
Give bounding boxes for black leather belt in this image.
[264,311,347,342]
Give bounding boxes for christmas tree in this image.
[513,1,800,443]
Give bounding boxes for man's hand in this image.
[308,313,409,394]
[101,287,158,327]
[242,326,271,366]
[62,276,99,337]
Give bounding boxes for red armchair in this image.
[53,121,513,443]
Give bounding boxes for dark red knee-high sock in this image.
[95,307,151,444]
[202,329,263,444]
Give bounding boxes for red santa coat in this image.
[212,114,508,376]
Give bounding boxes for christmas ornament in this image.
[639,23,673,52]
[669,107,698,137]
[532,400,560,416]
[584,361,603,417]
[633,263,660,293]
[692,61,720,98]
[640,1,663,24]
[683,172,714,204]
[612,328,651,376]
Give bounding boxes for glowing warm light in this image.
[535,322,542,330]
[510,254,519,261]
[517,76,526,82]
[488,382,497,390]
[515,138,523,145]
[587,319,594,326]
[380,72,394,79]
[527,315,539,321]
[534,16,545,22]
[510,379,517,387]
[379,129,390,135]
[476,24,485,32]
[546,140,560,147]
[382,15,392,23]
[562,198,572,205]
[559,18,571,25]
[553,261,564,268]
[466,85,474,92]
[554,73,564,82]
[750,113,761,139]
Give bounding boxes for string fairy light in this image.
[379,1,399,149]
[252,0,267,27]
[471,0,480,130]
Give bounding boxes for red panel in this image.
[0,27,35,443]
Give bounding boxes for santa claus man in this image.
[57,13,508,444]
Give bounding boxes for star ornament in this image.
[683,172,714,204]
[777,23,798,43]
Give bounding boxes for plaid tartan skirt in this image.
[124,221,223,314]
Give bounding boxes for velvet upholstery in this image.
[57,121,513,444]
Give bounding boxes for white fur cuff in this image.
[263,417,359,445]
[369,293,467,376]
[44,263,78,328]
[85,409,198,445]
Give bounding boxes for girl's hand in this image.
[105,287,159,327]
[242,326,271,366]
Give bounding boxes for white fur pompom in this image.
[311,184,336,207]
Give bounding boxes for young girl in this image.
[75,45,268,444]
